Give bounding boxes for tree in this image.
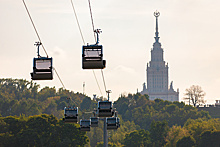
[0,114,89,147]
[176,136,196,147]
[109,119,140,145]
[96,142,121,147]
[184,85,206,107]
[123,129,151,147]
[165,125,189,147]
[150,120,169,147]
[198,130,220,147]
[183,118,220,143]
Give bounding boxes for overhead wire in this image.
[87,0,108,96]
[23,0,108,104]
[22,0,49,57]
[70,0,85,45]
[93,70,103,96]
[53,68,66,89]
[70,0,103,96]
[22,0,81,108]
[87,0,96,42]
[101,69,107,94]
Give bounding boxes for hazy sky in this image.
[0,0,220,104]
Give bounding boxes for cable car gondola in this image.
[90,117,99,127]
[97,101,113,117]
[63,107,78,123]
[30,42,53,80]
[82,29,106,69]
[107,117,118,130]
[80,119,91,131]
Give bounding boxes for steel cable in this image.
[70,0,103,96]
[22,0,49,57]
[88,0,96,42]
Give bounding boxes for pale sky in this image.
[0,0,220,104]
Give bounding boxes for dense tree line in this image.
[1,114,219,147]
[121,118,220,147]
[0,114,89,147]
[0,78,96,119]
[114,93,211,130]
[0,78,219,147]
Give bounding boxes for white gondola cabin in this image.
[30,42,53,80]
[90,117,99,127]
[63,107,78,123]
[80,119,91,131]
[107,117,118,130]
[82,45,106,69]
[97,101,113,117]
[31,57,53,80]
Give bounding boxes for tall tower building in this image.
[140,11,179,102]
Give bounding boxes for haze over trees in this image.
[0,78,219,147]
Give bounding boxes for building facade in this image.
[140,11,179,102]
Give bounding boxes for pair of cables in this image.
[70,0,108,97]
[22,0,108,99]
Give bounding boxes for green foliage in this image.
[184,118,220,142]
[0,78,219,147]
[165,118,220,147]
[114,93,211,130]
[150,120,169,147]
[165,125,189,147]
[0,78,94,119]
[109,118,140,144]
[123,129,151,147]
[87,121,104,147]
[96,141,123,147]
[198,130,220,147]
[38,86,56,101]
[0,114,89,147]
[87,116,140,147]
[197,107,220,118]
[176,136,196,147]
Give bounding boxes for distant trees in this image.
[123,129,151,147]
[120,118,220,147]
[150,120,169,147]
[165,125,189,147]
[1,78,219,147]
[198,130,220,147]
[0,78,96,119]
[176,136,196,147]
[184,85,206,107]
[183,118,220,143]
[114,93,210,130]
[109,119,140,144]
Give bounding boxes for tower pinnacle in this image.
[154,11,160,42]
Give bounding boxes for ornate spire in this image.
[154,10,160,42]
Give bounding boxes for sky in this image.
[0,0,220,104]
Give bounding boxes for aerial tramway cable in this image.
[70,0,104,96]
[22,0,79,108]
[87,0,108,96]
[22,0,48,57]
[70,0,85,45]
[101,69,107,94]
[87,0,96,43]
